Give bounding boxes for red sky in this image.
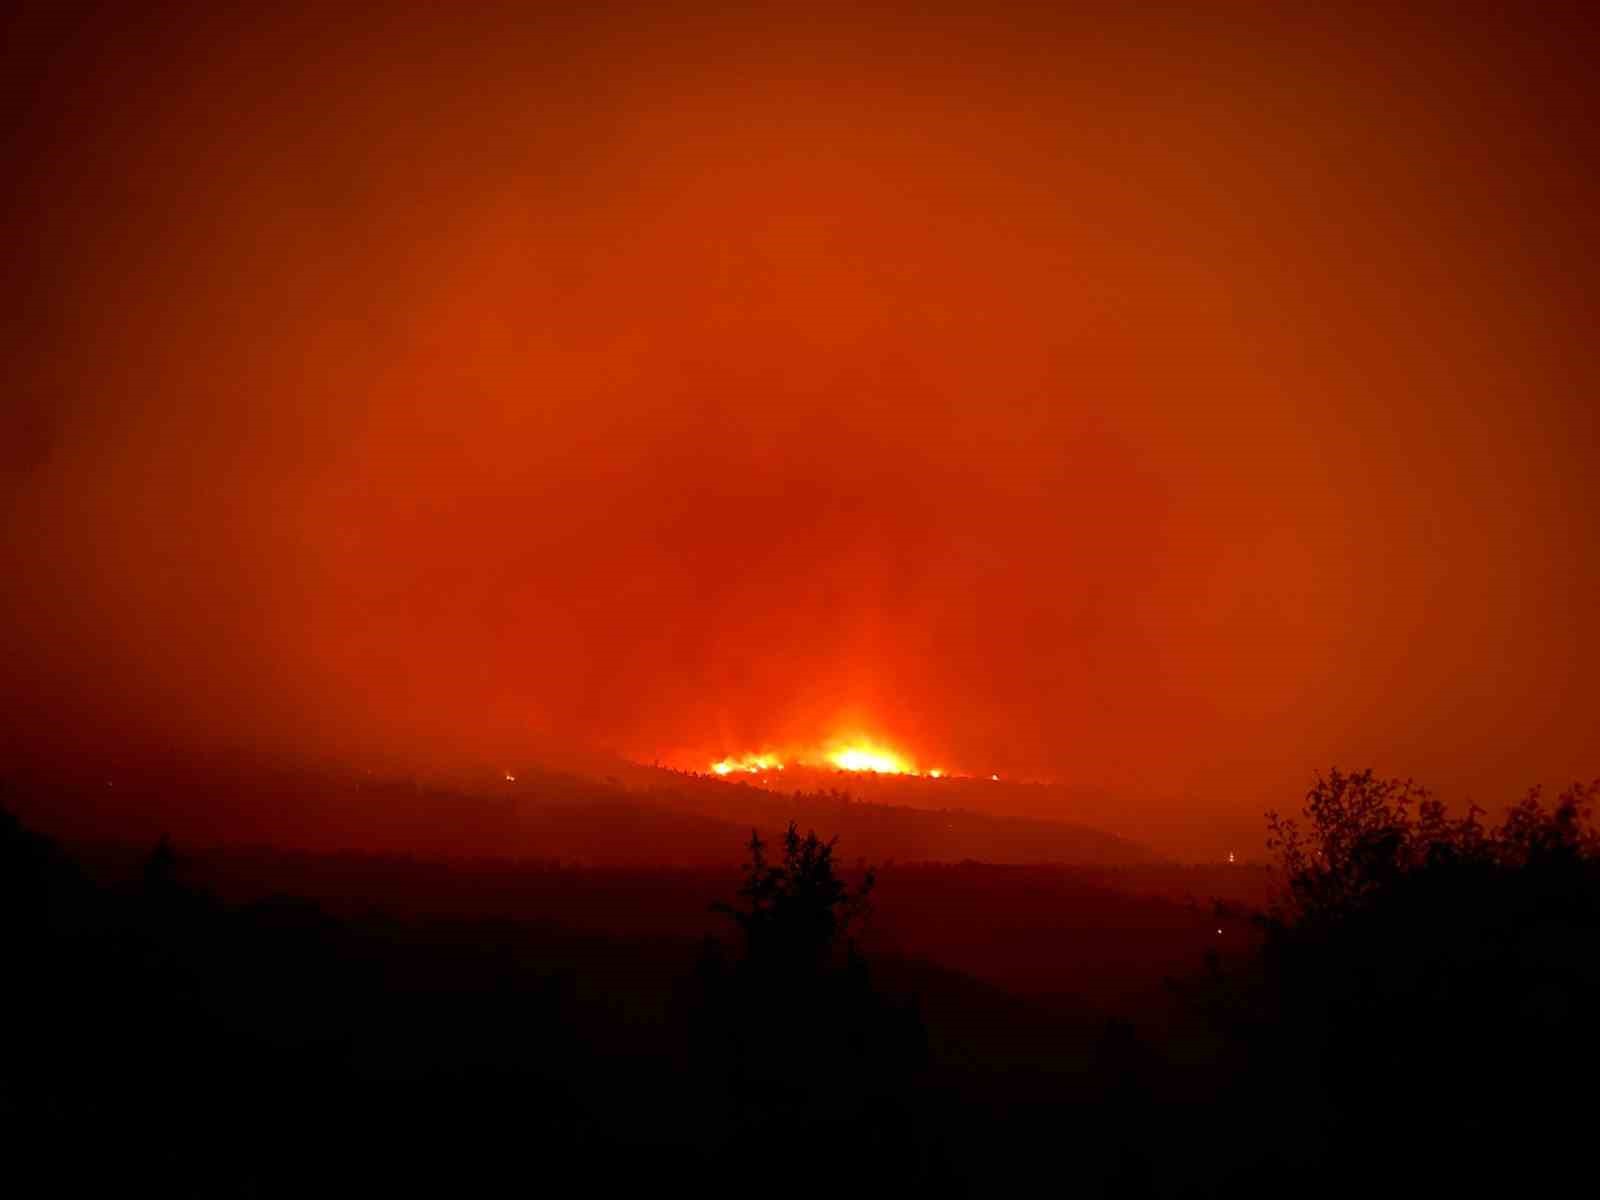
[3,1,1596,853]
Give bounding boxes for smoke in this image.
[4,1,1597,851]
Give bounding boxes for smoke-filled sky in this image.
[3,1,1596,850]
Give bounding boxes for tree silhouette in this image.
[699,822,927,1185]
[713,822,875,973]
[1203,769,1600,1194]
[1265,767,1600,925]
[142,833,180,894]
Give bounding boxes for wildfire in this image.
[710,754,784,776]
[702,736,957,779]
[827,744,914,774]
[694,729,979,784]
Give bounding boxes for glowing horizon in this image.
[700,736,938,778]
[709,754,785,776]
[825,742,915,774]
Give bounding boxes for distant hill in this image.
[591,755,1195,855]
[553,757,1158,865]
[4,748,1158,868]
[636,782,1155,867]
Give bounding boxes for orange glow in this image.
[5,3,1597,864]
[705,736,922,777]
[709,754,784,776]
[828,744,914,774]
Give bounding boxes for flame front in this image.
[828,745,913,774]
[710,754,784,776]
[706,736,926,777]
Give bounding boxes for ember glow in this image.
[709,755,785,776]
[706,737,921,777]
[827,744,915,775]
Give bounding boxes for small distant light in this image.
[1216,928,1223,935]
[1227,851,1236,864]
[990,773,999,781]
[929,769,944,779]
[504,771,516,782]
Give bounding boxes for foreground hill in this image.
[63,839,1257,1012]
[5,801,1246,1197]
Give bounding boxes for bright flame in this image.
[928,769,944,779]
[710,754,784,776]
[702,737,925,778]
[827,742,915,774]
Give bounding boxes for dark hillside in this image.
[5,752,1157,868]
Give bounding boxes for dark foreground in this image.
[5,770,1598,1198]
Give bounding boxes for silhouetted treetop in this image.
[1265,767,1600,926]
[713,822,875,972]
